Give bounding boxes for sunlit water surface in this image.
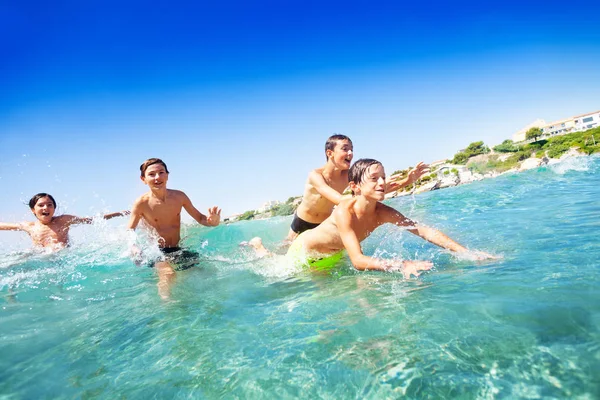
[1,156,599,398]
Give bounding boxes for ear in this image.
[140,175,146,183]
[349,181,360,195]
[326,149,334,160]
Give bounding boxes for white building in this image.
[256,200,281,213]
[513,110,600,142]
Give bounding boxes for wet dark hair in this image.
[29,193,57,209]
[348,158,383,195]
[140,158,169,177]
[325,134,352,160]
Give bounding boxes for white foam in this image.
[548,155,592,175]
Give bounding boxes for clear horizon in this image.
[1,0,600,245]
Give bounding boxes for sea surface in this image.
[1,156,599,399]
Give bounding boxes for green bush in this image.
[451,141,490,164]
[270,203,295,217]
[493,139,520,153]
[238,210,256,221]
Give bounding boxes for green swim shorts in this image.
[286,232,344,271]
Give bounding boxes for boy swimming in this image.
[286,135,428,242]
[127,158,221,298]
[250,158,493,277]
[0,193,129,251]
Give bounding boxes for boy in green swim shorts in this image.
[285,134,429,243]
[249,158,494,277]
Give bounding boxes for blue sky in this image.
[1,0,599,236]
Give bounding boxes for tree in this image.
[526,127,542,142]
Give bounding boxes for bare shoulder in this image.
[134,193,151,205]
[20,221,35,231]
[169,189,189,202]
[168,189,186,197]
[308,168,326,183]
[376,202,400,218]
[336,197,357,215]
[55,214,76,222]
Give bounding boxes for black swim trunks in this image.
[290,213,320,234]
[150,247,200,271]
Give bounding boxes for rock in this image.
[559,148,585,160]
[414,180,439,194]
[519,157,542,171]
[437,174,460,189]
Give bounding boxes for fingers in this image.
[207,206,221,216]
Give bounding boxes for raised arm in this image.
[386,162,430,193]
[308,171,346,205]
[182,194,220,227]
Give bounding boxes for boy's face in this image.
[32,196,56,224]
[142,163,169,189]
[328,139,353,170]
[357,164,386,200]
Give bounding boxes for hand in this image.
[207,206,221,226]
[407,162,430,184]
[129,244,143,266]
[388,259,433,278]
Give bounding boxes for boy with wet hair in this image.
[128,158,221,299]
[285,135,428,242]
[251,158,493,277]
[0,193,129,250]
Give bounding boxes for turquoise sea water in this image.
[1,156,599,399]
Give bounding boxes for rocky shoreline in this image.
[387,147,587,199]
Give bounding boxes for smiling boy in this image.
[128,158,221,298]
[286,135,428,242]
[0,193,129,251]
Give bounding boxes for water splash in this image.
[548,155,593,175]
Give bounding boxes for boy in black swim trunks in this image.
[128,158,221,299]
[285,134,429,242]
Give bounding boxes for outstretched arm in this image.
[381,204,467,252]
[0,222,24,232]
[69,210,131,226]
[102,210,130,220]
[386,162,430,193]
[337,205,430,277]
[182,194,221,227]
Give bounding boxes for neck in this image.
[150,187,168,201]
[323,160,345,176]
[354,194,378,214]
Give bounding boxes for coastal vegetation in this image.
[451,141,490,164]
[469,127,600,174]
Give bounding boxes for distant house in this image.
[512,119,547,142]
[256,200,281,213]
[513,110,600,143]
